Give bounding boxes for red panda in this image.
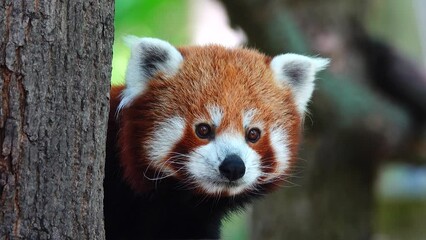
[104,37,328,240]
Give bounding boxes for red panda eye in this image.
[246,128,261,143]
[195,123,212,139]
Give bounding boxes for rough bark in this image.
[219,0,424,239]
[0,0,114,239]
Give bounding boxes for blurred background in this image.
[113,0,426,239]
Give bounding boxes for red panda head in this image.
[116,37,328,196]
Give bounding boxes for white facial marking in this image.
[187,132,261,195]
[119,36,183,110]
[243,108,264,131]
[270,53,329,114]
[265,125,291,181]
[207,105,223,127]
[146,116,186,171]
[243,109,256,128]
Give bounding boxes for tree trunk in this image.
[219,0,424,239]
[0,0,114,239]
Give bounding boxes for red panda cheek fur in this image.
[113,86,157,192]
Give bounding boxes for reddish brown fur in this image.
[111,45,301,194]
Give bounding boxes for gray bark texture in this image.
[220,0,426,239]
[0,0,114,239]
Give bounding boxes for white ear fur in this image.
[118,36,183,110]
[270,53,329,115]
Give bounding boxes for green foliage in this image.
[112,0,190,85]
[366,0,423,63]
[375,199,426,240]
[221,212,249,240]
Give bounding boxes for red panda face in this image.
[117,37,328,196]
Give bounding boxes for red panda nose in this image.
[219,154,246,181]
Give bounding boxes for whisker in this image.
[143,166,184,181]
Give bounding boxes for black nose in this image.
[219,154,246,181]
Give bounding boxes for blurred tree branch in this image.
[220,0,426,239]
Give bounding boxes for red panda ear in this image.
[270,53,329,115]
[118,36,183,110]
